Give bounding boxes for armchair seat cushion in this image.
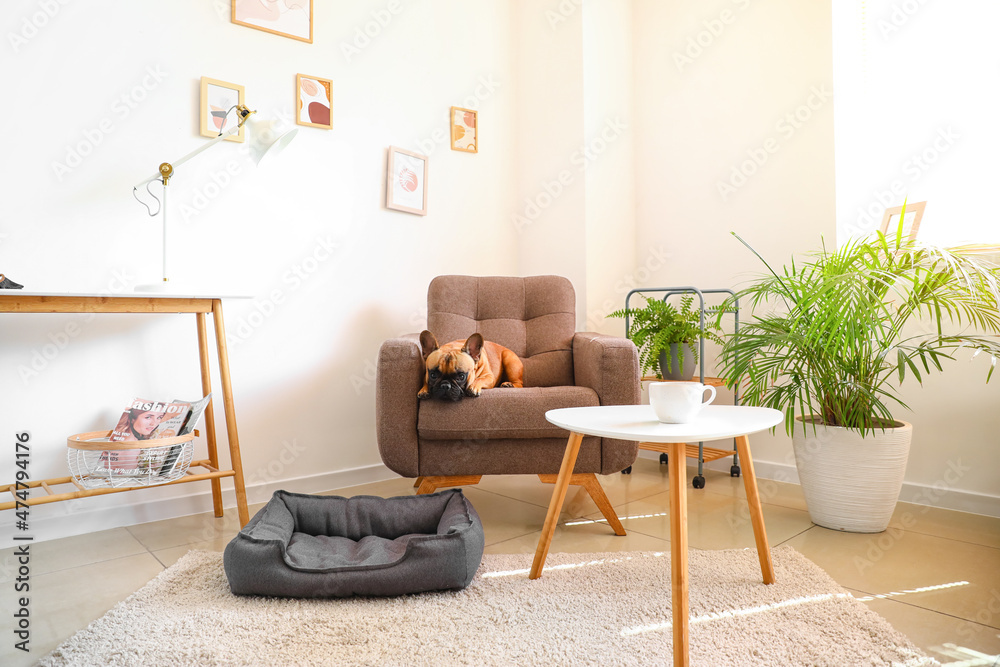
[417,386,599,441]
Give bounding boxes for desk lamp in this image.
[133,104,297,292]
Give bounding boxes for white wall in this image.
[0,0,520,544]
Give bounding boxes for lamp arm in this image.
[132,122,243,189]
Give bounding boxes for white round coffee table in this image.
[534,404,783,667]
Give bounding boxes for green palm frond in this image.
[718,229,1000,436]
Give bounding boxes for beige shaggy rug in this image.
[39,546,937,667]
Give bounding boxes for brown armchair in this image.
[375,275,640,533]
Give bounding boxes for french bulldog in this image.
[417,330,524,401]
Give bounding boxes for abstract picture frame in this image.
[199,77,245,143]
[296,74,332,129]
[386,146,428,216]
[232,0,313,44]
[450,106,478,153]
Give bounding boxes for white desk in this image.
[535,404,783,667]
[0,291,251,527]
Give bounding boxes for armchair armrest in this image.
[572,332,640,407]
[375,334,424,478]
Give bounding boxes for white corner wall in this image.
[0,0,520,545]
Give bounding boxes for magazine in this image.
[98,394,212,477]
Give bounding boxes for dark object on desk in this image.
[0,274,23,289]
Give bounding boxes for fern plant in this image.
[608,295,724,378]
[717,225,1000,436]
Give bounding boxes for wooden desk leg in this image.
[530,431,584,580]
[212,300,249,527]
[196,313,224,518]
[668,441,690,667]
[735,434,775,584]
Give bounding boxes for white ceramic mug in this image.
[649,382,717,424]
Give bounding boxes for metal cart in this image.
[620,286,742,488]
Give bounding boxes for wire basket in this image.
[67,430,195,490]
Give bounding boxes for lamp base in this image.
[134,281,174,293]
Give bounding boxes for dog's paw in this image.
[464,386,481,397]
[499,382,514,388]
[417,390,431,400]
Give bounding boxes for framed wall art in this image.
[879,200,926,243]
[200,77,245,143]
[386,146,428,216]
[450,106,477,153]
[296,74,332,129]
[232,0,313,43]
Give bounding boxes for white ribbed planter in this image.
[791,417,912,533]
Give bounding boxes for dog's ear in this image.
[419,330,439,360]
[463,333,484,362]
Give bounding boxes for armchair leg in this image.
[537,473,626,536]
[415,475,483,495]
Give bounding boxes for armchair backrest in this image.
[426,275,575,387]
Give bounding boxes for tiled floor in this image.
[2,458,998,666]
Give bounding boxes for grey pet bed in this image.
[223,489,484,598]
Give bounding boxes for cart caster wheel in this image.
[692,475,706,489]
[659,453,669,465]
[621,466,632,475]
[730,465,741,478]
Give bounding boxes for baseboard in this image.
[636,450,1000,518]
[0,462,397,547]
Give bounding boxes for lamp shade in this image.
[246,116,298,166]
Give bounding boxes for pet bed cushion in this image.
[223,489,484,598]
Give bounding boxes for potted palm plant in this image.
[717,224,1000,532]
[609,295,724,380]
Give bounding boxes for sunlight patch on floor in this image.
[620,592,851,636]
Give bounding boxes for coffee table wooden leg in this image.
[735,434,775,584]
[667,441,690,666]
[530,431,584,580]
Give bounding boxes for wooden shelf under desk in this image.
[0,461,236,510]
[0,292,251,527]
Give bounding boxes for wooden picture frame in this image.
[232,0,313,44]
[199,77,245,143]
[386,146,428,216]
[879,201,927,243]
[450,106,478,153]
[296,74,332,129]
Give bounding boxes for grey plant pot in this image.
[658,343,696,381]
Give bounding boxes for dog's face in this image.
[419,331,482,401]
